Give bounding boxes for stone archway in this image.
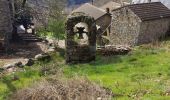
[65,13,97,64]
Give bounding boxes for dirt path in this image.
[0,42,49,67]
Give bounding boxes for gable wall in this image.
[110,8,141,46]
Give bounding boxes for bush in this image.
[11,77,112,100]
[37,18,65,40]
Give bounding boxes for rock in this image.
[15,61,23,68]
[35,53,51,61]
[42,39,48,44]
[7,67,17,73]
[3,63,16,70]
[47,47,56,53]
[3,61,23,70]
[24,59,34,66]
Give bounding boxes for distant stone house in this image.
[110,2,170,46]
[0,0,13,49]
[72,3,112,34]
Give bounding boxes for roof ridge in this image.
[112,2,170,21]
[112,2,166,12]
[84,3,106,13]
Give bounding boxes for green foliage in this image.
[37,18,65,40]
[48,19,65,40]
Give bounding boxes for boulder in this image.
[35,53,51,61]
[3,63,16,70]
[7,67,17,73]
[15,61,23,68]
[47,47,56,53]
[3,61,23,70]
[24,59,34,66]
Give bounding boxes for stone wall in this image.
[0,0,13,48]
[110,8,141,46]
[65,13,97,64]
[138,18,170,44]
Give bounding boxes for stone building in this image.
[72,3,112,34]
[0,0,13,50]
[110,2,170,46]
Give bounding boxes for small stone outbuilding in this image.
[110,2,170,46]
[0,0,13,50]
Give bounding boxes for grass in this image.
[1,40,170,100]
[0,67,42,100]
[64,40,170,100]
[0,52,64,100]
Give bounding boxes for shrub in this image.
[11,77,112,100]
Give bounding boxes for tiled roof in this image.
[114,2,170,21]
[72,3,107,20]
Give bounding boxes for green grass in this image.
[1,40,170,100]
[0,67,42,100]
[64,41,170,100]
[0,52,64,100]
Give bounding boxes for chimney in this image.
[106,8,110,13]
[148,0,151,3]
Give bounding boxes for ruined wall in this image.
[138,18,170,44]
[110,8,141,46]
[0,0,13,48]
[66,14,97,64]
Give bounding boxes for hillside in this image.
[1,38,170,99]
[68,0,131,6]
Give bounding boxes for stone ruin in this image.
[65,13,97,64]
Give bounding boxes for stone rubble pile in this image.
[97,45,132,56]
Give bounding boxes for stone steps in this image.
[18,33,42,42]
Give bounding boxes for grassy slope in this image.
[64,40,170,100]
[0,40,170,100]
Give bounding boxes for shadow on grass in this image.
[56,47,65,58]
[89,55,123,66]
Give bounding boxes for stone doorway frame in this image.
[65,13,97,64]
